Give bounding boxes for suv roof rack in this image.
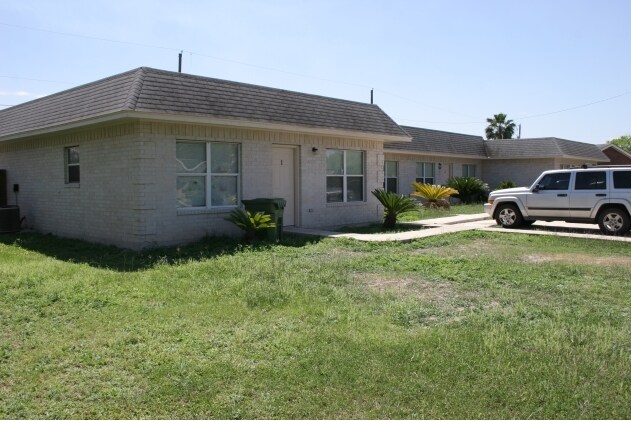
[576,164,631,169]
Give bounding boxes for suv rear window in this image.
[613,171,631,189]
[575,171,606,190]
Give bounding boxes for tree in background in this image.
[485,113,516,139]
[609,135,631,152]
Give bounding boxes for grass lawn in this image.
[399,203,485,222]
[1,231,631,418]
[335,223,423,234]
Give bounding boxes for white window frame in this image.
[384,160,398,193]
[64,146,80,184]
[326,149,365,203]
[176,141,241,209]
[462,164,477,177]
[415,162,435,184]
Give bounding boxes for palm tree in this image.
[485,113,516,139]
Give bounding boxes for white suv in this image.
[484,166,631,235]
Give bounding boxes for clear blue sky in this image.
[1,0,629,143]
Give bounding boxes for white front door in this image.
[272,146,296,226]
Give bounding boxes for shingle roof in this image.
[483,137,607,161]
[385,126,486,157]
[0,67,409,140]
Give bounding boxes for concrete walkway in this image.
[285,213,631,243]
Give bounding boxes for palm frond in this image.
[410,182,458,201]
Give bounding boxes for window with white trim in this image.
[415,162,435,184]
[326,149,364,202]
[176,141,240,208]
[462,164,476,177]
[64,146,80,183]
[384,160,398,193]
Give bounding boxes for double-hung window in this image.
[326,149,364,202]
[415,162,435,184]
[462,164,476,177]
[176,141,240,208]
[65,146,80,183]
[384,161,398,193]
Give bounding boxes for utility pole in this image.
[370,88,373,104]
[518,123,522,139]
[178,51,182,73]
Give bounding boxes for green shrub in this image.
[446,177,489,204]
[496,179,517,190]
[410,182,459,209]
[371,189,418,230]
[225,209,276,242]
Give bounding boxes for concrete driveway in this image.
[286,214,631,243]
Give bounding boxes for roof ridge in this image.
[400,125,482,139]
[551,137,565,156]
[140,67,379,109]
[123,67,147,110]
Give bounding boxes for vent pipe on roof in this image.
[518,123,521,139]
[178,51,182,73]
[370,88,373,104]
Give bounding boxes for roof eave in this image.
[383,148,486,159]
[0,110,412,143]
[130,111,412,142]
[485,155,603,161]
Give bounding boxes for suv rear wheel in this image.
[495,204,524,228]
[598,208,631,235]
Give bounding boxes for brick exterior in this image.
[0,121,384,249]
[383,153,483,195]
[0,118,605,249]
[600,147,631,165]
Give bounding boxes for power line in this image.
[516,90,631,120]
[2,21,630,124]
[0,22,180,52]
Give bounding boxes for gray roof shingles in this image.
[385,126,487,157]
[483,137,607,161]
[0,67,408,140]
[386,127,607,161]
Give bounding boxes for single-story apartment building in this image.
[0,67,608,248]
[383,129,607,193]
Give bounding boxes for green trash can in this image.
[241,198,287,242]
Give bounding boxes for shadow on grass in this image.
[334,223,424,234]
[0,231,322,272]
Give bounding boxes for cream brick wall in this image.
[0,120,386,248]
[483,159,556,189]
[384,152,484,195]
[141,122,384,246]
[0,123,143,248]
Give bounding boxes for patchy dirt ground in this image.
[522,253,631,266]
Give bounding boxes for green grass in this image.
[399,203,485,221]
[1,231,631,418]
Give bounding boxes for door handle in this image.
[595,194,607,197]
[557,194,567,197]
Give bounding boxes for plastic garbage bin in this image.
[241,198,287,242]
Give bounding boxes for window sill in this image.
[326,201,367,208]
[177,206,237,216]
[64,183,80,188]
